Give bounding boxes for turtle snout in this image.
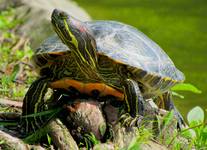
[52,9,69,19]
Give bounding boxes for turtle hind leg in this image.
[119,79,145,127]
[157,91,185,129]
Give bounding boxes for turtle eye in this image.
[59,11,68,19]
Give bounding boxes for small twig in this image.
[0,98,22,108]
[12,79,26,84]
[0,69,4,74]
[11,36,27,52]
[0,112,21,120]
[150,138,162,145]
[0,34,4,43]
[20,61,34,69]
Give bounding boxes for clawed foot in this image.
[102,123,114,141]
[119,113,144,128]
[174,109,186,130]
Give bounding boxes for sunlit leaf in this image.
[47,134,52,145]
[0,140,5,144]
[172,91,184,99]
[187,106,204,125]
[162,110,174,127]
[99,124,106,137]
[171,83,201,94]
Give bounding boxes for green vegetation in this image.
[126,107,207,149]
[75,0,207,117]
[169,106,207,149]
[0,9,35,100]
[127,127,152,150]
[185,106,207,149]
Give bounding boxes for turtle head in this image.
[51,9,97,69]
[51,9,83,48]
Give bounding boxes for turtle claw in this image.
[119,113,144,128]
[133,115,144,127]
[119,113,131,126]
[103,123,114,141]
[174,108,186,130]
[158,92,186,130]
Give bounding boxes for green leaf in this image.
[171,83,201,94]
[21,108,61,118]
[0,121,17,126]
[187,106,204,125]
[172,91,184,99]
[47,134,52,145]
[163,110,174,126]
[11,64,20,81]
[0,140,5,145]
[201,126,207,142]
[99,123,106,137]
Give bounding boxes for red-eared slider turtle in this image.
[51,9,185,126]
[21,9,185,135]
[21,35,125,135]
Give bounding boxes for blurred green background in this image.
[75,0,207,117]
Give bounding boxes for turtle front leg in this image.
[157,91,185,129]
[20,77,52,136]
[119,79,145,127]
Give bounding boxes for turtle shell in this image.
[32,35,70,70]
[35,35,69,54]
[86,21,184,82]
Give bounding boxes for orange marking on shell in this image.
[50,79,124,101]
[50,79,84,91]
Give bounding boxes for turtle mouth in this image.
[51,9,59,20]
[51,9,68,28]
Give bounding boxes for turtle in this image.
[50,9,185,126]
[20,9,185,135]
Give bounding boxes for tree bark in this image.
[0,130,45,150]
[48,118,79,150]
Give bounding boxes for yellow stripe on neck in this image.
[63,19,97,69]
